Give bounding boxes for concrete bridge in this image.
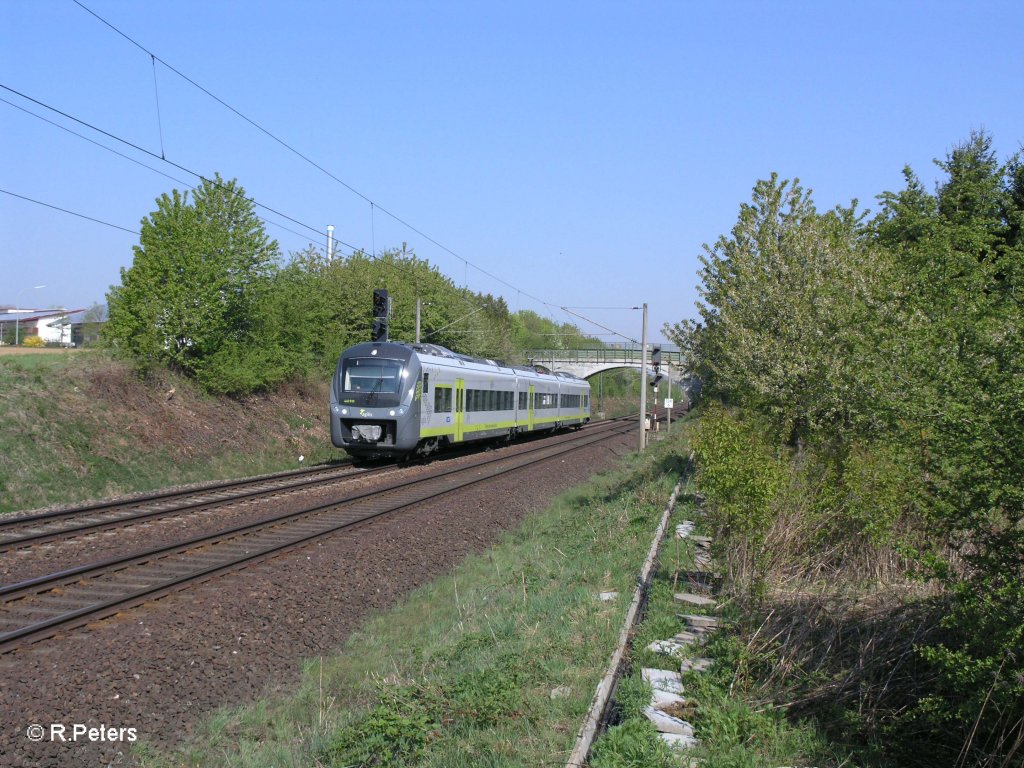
[523,347,684,377]
[522,347,696,406]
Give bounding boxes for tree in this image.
[870,131,1024,763]
[691,174,891,445]
[105,174,283,393]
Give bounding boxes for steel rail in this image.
[0,419,632,653]
[0,464,392,552]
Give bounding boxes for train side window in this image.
[434,386,452,413]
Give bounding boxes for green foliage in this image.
[691,403,782,539]
[448,666,526,727]
[588,719,674,768]
[680,130,1024,766]
[105,178,603,396]
[691,173,894,445]
[510,309,600,351]
[324,688,438,767]
[104,174,283,394]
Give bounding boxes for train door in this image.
[455,378,466,442]
[528,384,535,431]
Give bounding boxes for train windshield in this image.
[343,358,404,394]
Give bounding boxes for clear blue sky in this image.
[2,1,1022,344]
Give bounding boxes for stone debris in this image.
[679,613,719,630]
[651,686,686,709]
[647,627,709,657]
[647,638,689,657]
[598,591,618,601]
[680,656,714,673]
[641,529,716,752]
[643,706,694,736]
[659,731,700,750]
[674,592,717,608]
[633,520,715,753]
[549,686,572,699]
[675,520,696,539]
[642,667,684,695]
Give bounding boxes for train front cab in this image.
[330,342,422,458]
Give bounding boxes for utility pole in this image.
[638,303,648,451]
[415,298,422,343]
[666,363,672,433]
[326,225,334,261]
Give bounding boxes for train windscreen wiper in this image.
[366,376,384,404]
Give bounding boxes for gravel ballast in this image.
[1,431,634,767]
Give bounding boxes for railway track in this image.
[0,419,632,654]
[0,462,392,552]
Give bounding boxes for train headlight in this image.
[389,410,396,416]
[352,424,382,441]
[341,408,348,416]
[331,404,341,414]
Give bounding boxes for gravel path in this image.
[1,431,633,767]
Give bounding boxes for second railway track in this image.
[0,418,632,654]
[0,462,392,552]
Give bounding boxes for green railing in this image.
[523,348,684,366]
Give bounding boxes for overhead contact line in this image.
[71,1,596,329]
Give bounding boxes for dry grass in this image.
[0,351,335,512]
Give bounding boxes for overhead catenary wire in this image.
[70,0,578,322]
[1,188,139,235]
[0,96,332,250]
[12,2,644,346]
[0,83,361,255]
[560,306,640,346]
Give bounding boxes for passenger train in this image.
[330,341,591,459]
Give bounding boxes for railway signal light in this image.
[372,289,390,341]
[651,345,662,373]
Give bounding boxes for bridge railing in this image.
[523,348,683,366]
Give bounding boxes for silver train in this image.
[330,341,591,459]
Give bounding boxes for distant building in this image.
[0,308,86,346]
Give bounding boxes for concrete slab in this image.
[659,732,700,751]
[642,667,684,694]
[651,687,686,710]
[644,706,695,736]
[648,638,689,657]
[680,614,719,630]
[680,657,714,673]
[674,592,717,608]
[671,630,705,645]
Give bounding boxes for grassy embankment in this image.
[0,350,337,514]
[1,352,894,765]
[137,421,850,768]
[137,428,689,767]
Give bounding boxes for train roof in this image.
[341,341,587,383]
[406,342,586,382]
